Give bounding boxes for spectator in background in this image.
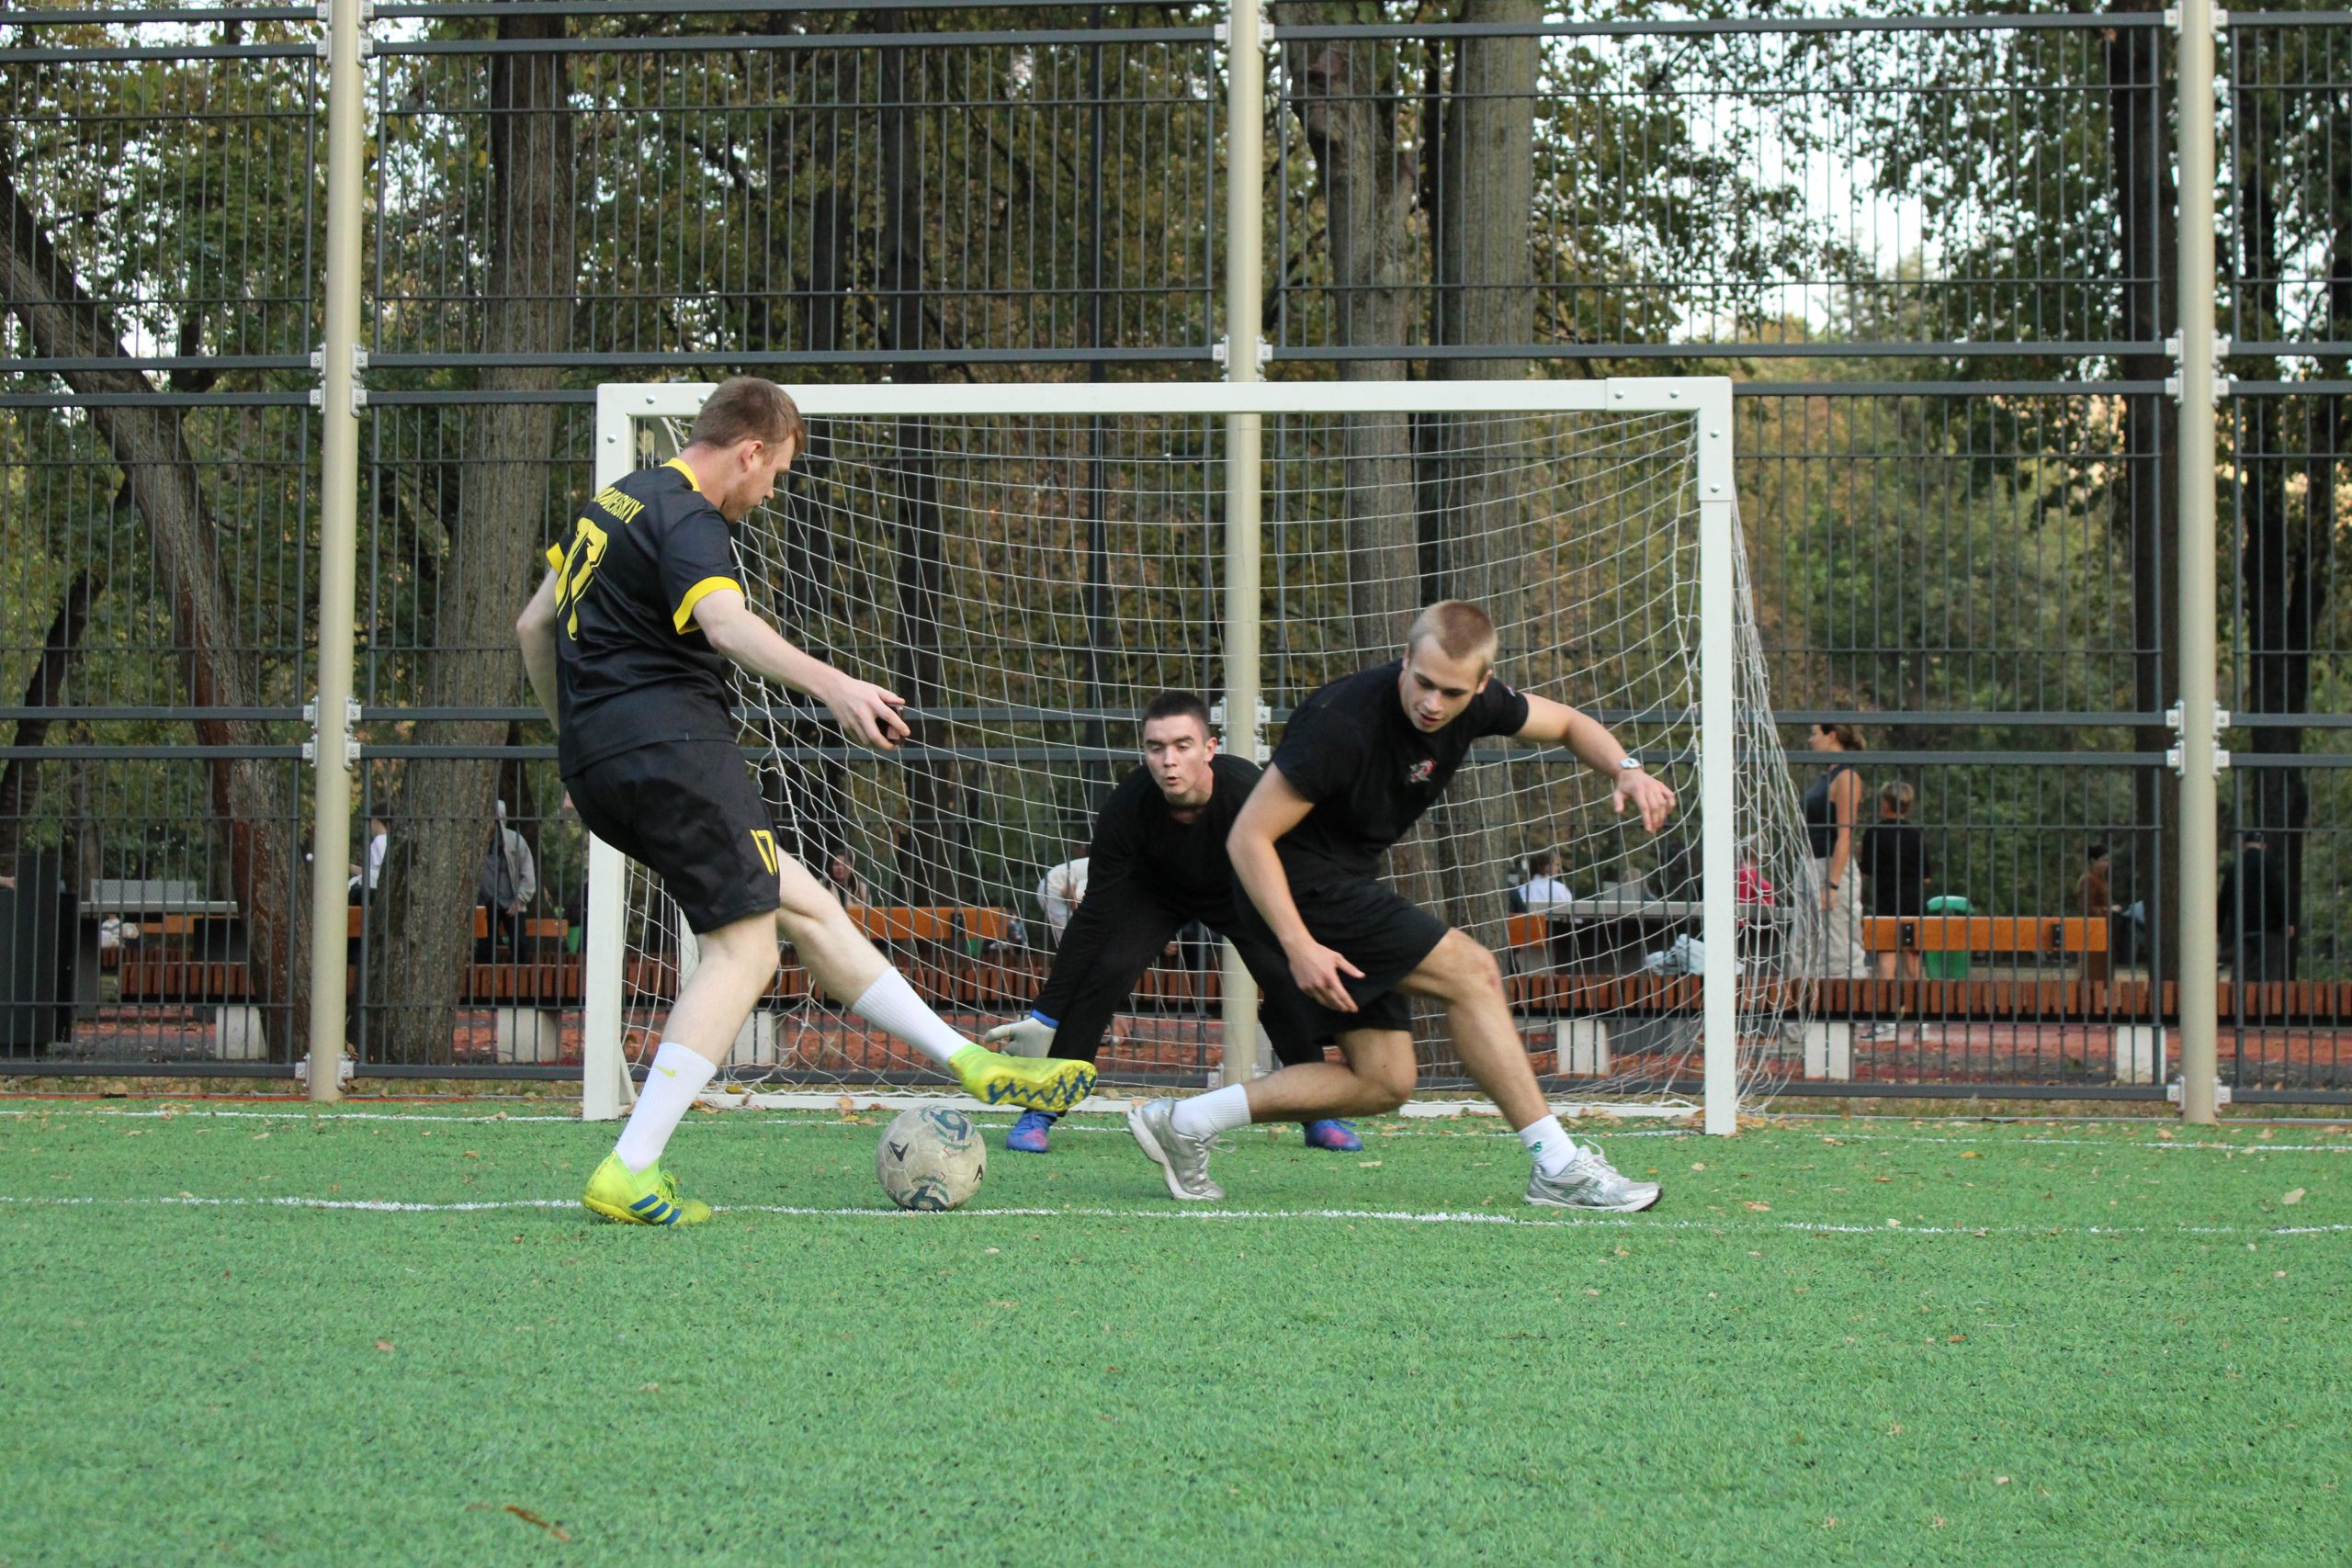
[1802,721,1868,976]
[1038,852,1089,946]
[2073,843,2113,984]
[824,852,869,907]
[350,816,390,903]
[1859,780,1930,983]
[478,798,538,960]
[1516,849,1573,912]
[2221,829,2293,982]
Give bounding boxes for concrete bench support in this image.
[1803,1020,1853,1080]
[494,1008,564,1065]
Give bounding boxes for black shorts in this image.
[566,740,782,935]
[1229,872,1450,1042]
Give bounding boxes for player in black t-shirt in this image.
[978,692,1360,1155]
[514,377,1096,1226]
[1126,601,1679,1212]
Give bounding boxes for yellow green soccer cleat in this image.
[949,1043,1096,1113]
[582,1152,712,1226]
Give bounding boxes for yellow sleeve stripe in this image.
[673,576,742,634]
[663,457,702,492]
[545,544,564,572]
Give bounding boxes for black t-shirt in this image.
[547,459,746,775]
[1033,754,1264,1027]
[1270,659,1532,883]
[1084,753,1263,917]
[1858,821,1929,917]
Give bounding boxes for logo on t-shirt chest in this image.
[1405,757,1436,786]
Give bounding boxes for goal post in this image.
[580,378,1805,1135]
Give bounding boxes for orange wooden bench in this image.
[1860,914,2107,957]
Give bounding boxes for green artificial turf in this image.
[0,1102,2345,1566]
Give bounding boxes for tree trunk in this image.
[2230,32,2312,949]
[369,13,576,1061]
[1427,0,1539,937]
[2106,0,2181,977]
[1278,6,1421,657]
[0,144,310,1046]
[877,18,961,908]
[2302,196,2352,976]
[0,562,100,865]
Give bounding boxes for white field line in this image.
[14,1104,2352,1152]
[5,1104,2349,1154]
[0,1191,2344,1239]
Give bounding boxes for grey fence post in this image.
[2176,0,2221,1123]
[305,0,367,1101]
[1218,0,1267,1089]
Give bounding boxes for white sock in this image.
[1170,1082,1254,1140]
[1519,1113,1582,1179]
[848,969,968,1068]
[614,1042,717,1173]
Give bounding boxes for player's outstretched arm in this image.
[1227,766,1363,1012]
[1516,693,1678,833]
[515,570,562,732]
[690,588,910,750]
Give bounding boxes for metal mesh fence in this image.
[0,3,2345,1100]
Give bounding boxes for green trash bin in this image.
[1920,895,1972,980]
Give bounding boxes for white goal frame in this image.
[580,378,1743,1135]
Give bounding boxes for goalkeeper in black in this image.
[981,691,1359,1154]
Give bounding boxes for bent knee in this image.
[1430,932,1505,997]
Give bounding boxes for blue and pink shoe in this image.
[1300,1118,1362,1152]
[1005,1109,1058,1153]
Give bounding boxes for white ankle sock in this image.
[848,969,968,1067]
[614,1042,717,1173]
[1519,1113,1581,1179]
[1170,1082,1254,1140]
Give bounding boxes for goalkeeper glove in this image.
[981,1011,1058,1058]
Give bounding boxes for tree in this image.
[0,128,311,1045]
[367,11,578,1061]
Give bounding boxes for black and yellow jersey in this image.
[545,457,747,775]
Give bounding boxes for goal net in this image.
[580,380,1815,1134]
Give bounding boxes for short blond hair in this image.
[1878,780,1914,816]
[1406,600,1499,670]
[688,376,805,452]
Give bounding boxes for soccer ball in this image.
[875,1106,986,1212]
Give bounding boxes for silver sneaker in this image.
[1127,1098,1226,1202]
[1525,1145,1662,1213]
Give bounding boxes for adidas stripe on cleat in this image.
[582,1152,712,1226]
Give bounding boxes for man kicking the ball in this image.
[515,377,1095,1225]
[980,691,1361,1155]
[1127,601,1675,1212]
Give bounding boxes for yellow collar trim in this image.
[664,457,702,492]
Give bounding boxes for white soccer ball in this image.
[875,1106,987,1212]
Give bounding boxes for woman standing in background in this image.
[1802,722,1868,977]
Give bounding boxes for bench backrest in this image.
[847,905,1009,943]
[1860,915,2107,954]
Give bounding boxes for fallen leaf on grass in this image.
[2283,1188,2306,1205]
[374,1340,394,1353]
[1742,1201,1771,1212]
[1690,1162,1706,1171]
[504,1506,571,1543]
[1995,1475,2011,1485]
[1358,1160,1383,1168]
[1959,1150,1981,1159]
